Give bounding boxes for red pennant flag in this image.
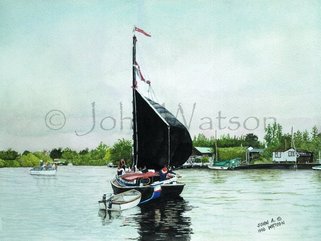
[134,61,151,85]
[134,26,151,37]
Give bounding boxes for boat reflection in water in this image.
[98,197,192,240]
[98,209,122,225]
[135,197,192,241]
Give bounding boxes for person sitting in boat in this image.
[141,166,148,173]
[120,159,127,171]
[117,159,126,176]
[40,160,47,170]
[131,165,138,173]
[166,166,176,178]
[159,166,168,181]
[117,165,125,176]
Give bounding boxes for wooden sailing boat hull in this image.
[111,178,184,203]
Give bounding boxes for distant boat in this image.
[110,31,192,204]
[312,165,321,171]
[107,163,116,168]
[98,190,141,211]
[208,131,241,170]
[208,164,229,170]
[29,167,57,176]
[208,158,241,170]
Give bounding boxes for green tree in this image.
[33,151,52,163]
[280,134,292,150]
[50,148,63,159]
[104,148,112,163]
[264,122,282,147]
[62,148,79,165]
[79,148,89,155]
[244,133,260,148]
[311,126,319,141]
[20,153,40,167]
[293,130,303,147]
[22,150,30,156]
[193,134,213,147]
[90,142,109,160]
[110,139,132,165]
[0,158,5,167]
[62,148,78,160]
[0,149,19,160]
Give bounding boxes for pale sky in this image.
[1,0,321,152]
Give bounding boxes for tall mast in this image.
[132,35,138,167]
[167,127,171,167]
[214,130,218,164]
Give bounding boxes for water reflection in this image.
[312,171,321,182]
[98,209,121,225]
[210,170,228,184]
[135,197,192,241]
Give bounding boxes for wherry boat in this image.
[98,190,141,211]
[110,28,192,204]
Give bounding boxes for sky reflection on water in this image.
[1,167,321,240]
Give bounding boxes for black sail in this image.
[135,90,192,170]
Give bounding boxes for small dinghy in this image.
[29,167,57,176]
[312,165,321,170]
[98,190,141,211]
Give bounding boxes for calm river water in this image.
[1,167,321,241]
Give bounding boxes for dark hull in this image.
[111,178,185,203]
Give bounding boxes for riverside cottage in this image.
[184,147,214,168]
[272,148,297,163]
[192,147,214,157]
[272,148,314,163]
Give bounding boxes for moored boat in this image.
[29,167,57,176]
[98,190,141,211]
[208,165,229,170]
[312,165,321,170]
[208,158,241,170]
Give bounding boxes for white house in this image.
[272,148,297,163]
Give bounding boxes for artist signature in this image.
[257,216,285,233]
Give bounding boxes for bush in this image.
[201,156,209,163]
[218,147,246,161]
[253,156,271,164]
[0,159,6,167]
[20,153,40,167]
[33,152,52,163]
[5,159,21,167]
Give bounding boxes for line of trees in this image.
[0,139,132,168]
[262,123,321,160]
[1,123,320,168]
[192,124,321,162]
[193,133,262,148]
